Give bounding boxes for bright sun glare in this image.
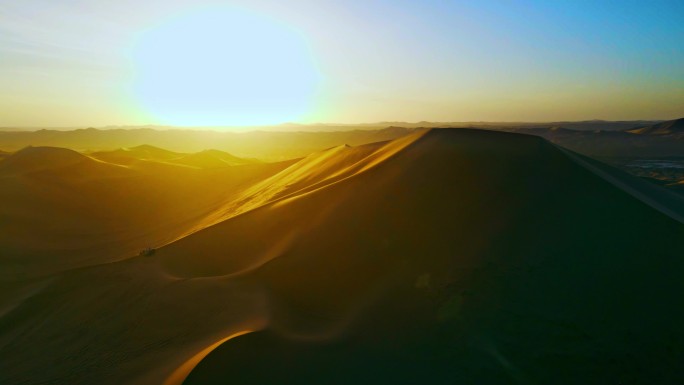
[130,7,320,127]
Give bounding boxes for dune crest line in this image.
[163,330,254,385]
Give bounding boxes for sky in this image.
[1,0,683,127]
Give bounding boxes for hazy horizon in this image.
[0,118,674,132]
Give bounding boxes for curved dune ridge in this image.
[0,128,683,385]
[0,146,125,175]
[90,145,258,170]
[88,146,183,167]
[172,149,260,168]
[162,330,254,385]
[628,117,684,135]
[556,146,684,223]
[173,130,431,246]
[120,144,184,160]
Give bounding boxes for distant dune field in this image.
[0,118,682,160]
[0,128,683,384]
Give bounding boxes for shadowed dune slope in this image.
[0,129,683,385]
[172,128,684,385]
[557,147,684,223]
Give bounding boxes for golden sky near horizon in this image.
[1,0,683,127]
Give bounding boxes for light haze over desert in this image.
[1,1,684,384]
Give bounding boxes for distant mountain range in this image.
[0,119,666,132]
[0,126,423,160]
[0,118,682,160]
[500,118,684,158]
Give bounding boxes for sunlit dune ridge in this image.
[0,128,683,385]
[89,145,259,168]
[0,146,127,175]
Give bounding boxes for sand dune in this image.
[556,146,684,223]
[628,117,684,136]
[0,146,127,176]
[89,145,184,166]
[1,128,683,384]
[121,144,185,160]
[90,145,258,170]
[0,148,294,279]
[171,149,259,168]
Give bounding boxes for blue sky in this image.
[1,0,683,126]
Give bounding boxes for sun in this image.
[129,6,320,127]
